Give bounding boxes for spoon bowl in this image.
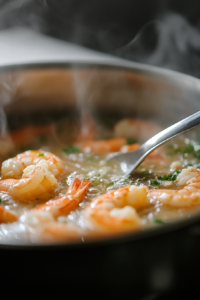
[108,111,200,176]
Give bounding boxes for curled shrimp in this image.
[76,138,126,154]
[33,178,90,218]
[0,150,64,202]
[84,185,150,234]
[21,178,90,241]
[76,138,164,163]
[114,118,161,142]
[0,205,18,224]
[148,167,200,207]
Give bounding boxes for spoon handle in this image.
[141,111,200,155]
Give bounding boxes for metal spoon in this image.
[107,111,200,176]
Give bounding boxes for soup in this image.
[0,116,200,244]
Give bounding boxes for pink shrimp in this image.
[0,150,64,202]
[84,185,150,234]
[0,205,18,224]
[148,167,200,207]
[34,178,90,218]
[114,118,161,142]
[76,138,126,154]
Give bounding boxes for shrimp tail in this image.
[59,179,90,214]
[34,178,90,218]
[67,178,90,199]
[0,205,18,224]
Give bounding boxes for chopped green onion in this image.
[38,153,44,157]
[0,196,1,203]
[158,170,181,181]
[97,173,101,177]
[107,182,114,187]
[184,163,193,167]
[63,145,80,154]
[124,179,128,182]
[154,218,164,224]
[151,180,160,186]
[183,144,194,154]
[126,138,138,145]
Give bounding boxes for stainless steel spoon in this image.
[107,111,200,176]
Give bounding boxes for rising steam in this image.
[114,13,200,78]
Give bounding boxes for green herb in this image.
[131,181,135,184]
[196,150,200,158]
[97,173,101,177]
[124,179,128,182]
[126,138,138,145]
[158,170,181,181]
[63,145,80,154]
[158,175,168,180]
[107,182,114,187]
[184,163,193,167]
[183,144,194,154]
[151,180,160,186]
[38,153,44,157]
[0,196,1,203]
[154,218,164,224]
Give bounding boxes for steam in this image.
[0,0,46,32]
[114,13,200,77]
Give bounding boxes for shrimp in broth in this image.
[1,116,200,244]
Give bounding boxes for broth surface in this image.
[1,117,200,244]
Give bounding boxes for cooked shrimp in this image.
[114,118,161,142]
[0,205,18,224]
[34,178,90,218]
[85,185,150,233]
[20,178,90,241]
[40,223,83,242]
[2,150,64,179]
[76,138,126,154]
[148,167,200,207]
[0,150,64,202]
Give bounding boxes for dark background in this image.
[1,0,200,76]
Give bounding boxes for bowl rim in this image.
[1,60,200,249]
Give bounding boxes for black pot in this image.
[1,61,200,298]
